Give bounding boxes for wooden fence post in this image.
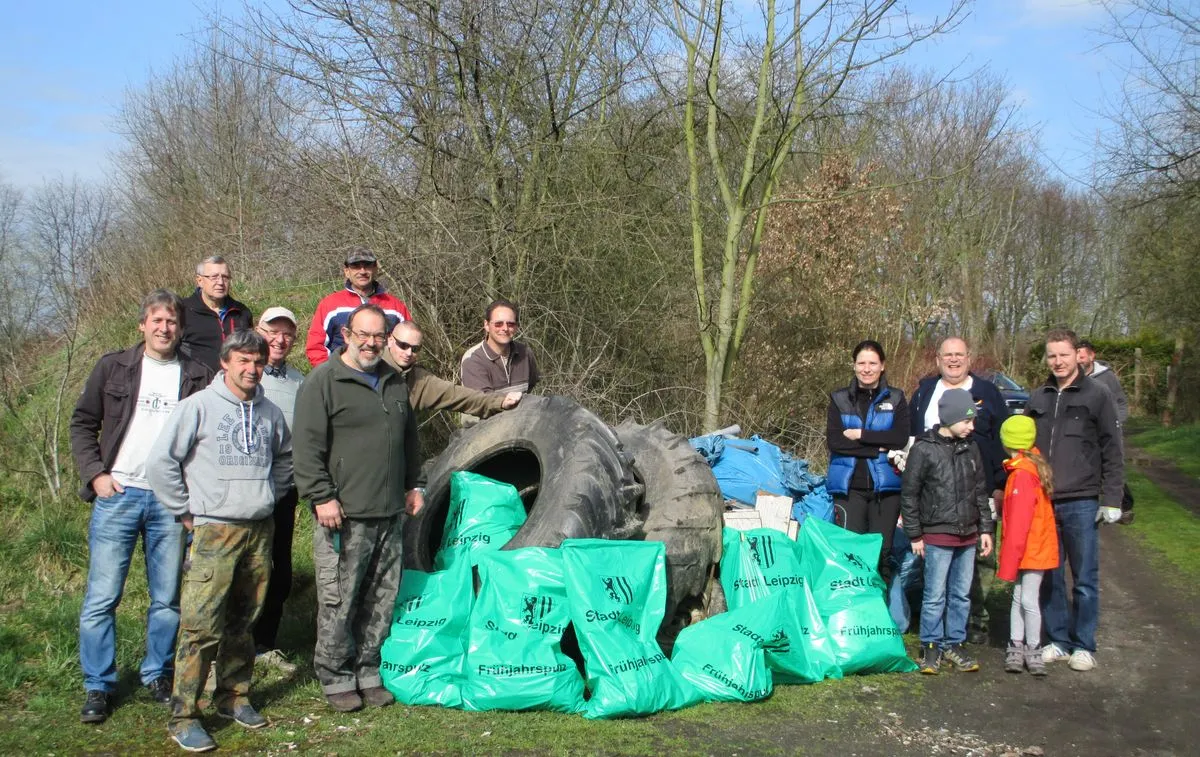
[1162,335,1184,427]
[1134,347,1143,416]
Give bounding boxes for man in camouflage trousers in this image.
[293,305,424,713]
[148,330,293,752]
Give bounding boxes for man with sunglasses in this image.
[305,247,411,367]
[181,256,253,371]
[384,320,520,417]
[460,299,539,423]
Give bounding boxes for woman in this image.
[825,340,911,580]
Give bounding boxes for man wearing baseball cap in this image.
[252,306,304,670]
[305,247,412,367]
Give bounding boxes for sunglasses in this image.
[391,338,422,353]
[490,321,518,329]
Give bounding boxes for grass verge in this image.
[1124,471,1200,592]
[1127,423,1200,478]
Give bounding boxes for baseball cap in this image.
[258,306,298,327]
[344,247,378,266]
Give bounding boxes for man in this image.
[1027,328,1124,672]
[148,330,292,752]
[180,256,254,371]
[305,247,411,366]
[1078,340,1134,522]
[460,299,539,423]
[69,290,214,724]
[252,307,305,670]
[908,336,1009,643]
[293,304,424,712]
[384,320,521,417]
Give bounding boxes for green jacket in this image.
[293,349,423,518]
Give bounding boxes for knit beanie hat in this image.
[1000,414,1037,451]
[938,388,977,426]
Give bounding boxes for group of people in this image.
[825,332,1126,676]
[69,248,537,752]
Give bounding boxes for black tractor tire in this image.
[615,420,724,631]
[403,395,644,570]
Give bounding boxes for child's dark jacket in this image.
[900,429,995,540]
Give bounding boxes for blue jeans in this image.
[887,530,923,633]
[79,487,184,692]
[1041,498,1100,653]
[919,543,976,647]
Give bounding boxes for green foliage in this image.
[1125,472,1200,592]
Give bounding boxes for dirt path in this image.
[1126,442,1200,517]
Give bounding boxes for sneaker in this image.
[1004,642,1025,674]
[1041,643,1071,663]
[1025,645,1048,676]
[168,720,217,753]
[80,690,111,724]
[217,703,268,729]
[1068,649,1096,671]
[325,690,363,712]
[918,642,941,675]
[146,676,173,704]
[255,649,297,675]
[360,686,394,708]
[943,644,980,672]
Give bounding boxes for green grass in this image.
[1124,471,1200,590]
[0,497,924,755]
[1128,422,1200,478]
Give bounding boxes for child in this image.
[900,389,995,674]
[997,414,1059,675]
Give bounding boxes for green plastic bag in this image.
[719,528,841,683]
[461,548,585,713]
[797,517,917,674]
[379,560,473,707]
[670,594,787,702]
[434,471,527,570]
[561,539,700,718]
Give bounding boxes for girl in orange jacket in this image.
[998,415,1060,676]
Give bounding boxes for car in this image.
[980,371,1030,414]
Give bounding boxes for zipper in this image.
[1050,388,1064,454]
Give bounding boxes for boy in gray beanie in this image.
[900,388,995,674]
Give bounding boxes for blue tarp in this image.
[689,434,831,523]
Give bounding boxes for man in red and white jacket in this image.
[305,248,411,366]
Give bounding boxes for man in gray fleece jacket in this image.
[148,330,292,753]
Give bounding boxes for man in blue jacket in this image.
[909,337,1009,643]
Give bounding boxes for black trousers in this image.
[252,487,298,651]
[835,488,901,583]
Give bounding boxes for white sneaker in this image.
[1042,643,1071,663]
[1068,649,1096,671]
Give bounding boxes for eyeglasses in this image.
[199,274,232,282]
[390,338,422,353]
[348,330,387,344]
[490,321,518,329]
[259,329,295,342]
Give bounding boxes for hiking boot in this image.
[168,720,217,753]
[360,686,394,708]
[1025,645,1048,676]
[1041,642,1071,663]
[326,690,363,712]
[80,690,111,724]
[918,642,941,674]
[1068,649,1096,671]
[217,703,268,729]
[255,649,297,675]
[146,676,173,704]
[943,644,980,672]
[1004,642,1025,674]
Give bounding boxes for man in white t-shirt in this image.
[69,290,214,724]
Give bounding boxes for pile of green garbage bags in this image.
[380,471,916,719]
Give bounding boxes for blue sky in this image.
[0,0,1124,191]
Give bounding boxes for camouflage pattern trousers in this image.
[313,514,403,696]
[171,518,273,724]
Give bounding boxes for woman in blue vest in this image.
[825,340,911,580]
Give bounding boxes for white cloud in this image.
[1018,0,1105,27]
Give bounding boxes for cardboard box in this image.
[722,509,762,531]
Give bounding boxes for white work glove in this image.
[1096,506,1122,524]
[887,436,916,473]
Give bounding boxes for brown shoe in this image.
[325,691,363,712]
[360,686,394,708]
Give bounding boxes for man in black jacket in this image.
[69,290,214,724]
[909,337,1008,642]
[179,255,253,371]
[1027,328,1123,673]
